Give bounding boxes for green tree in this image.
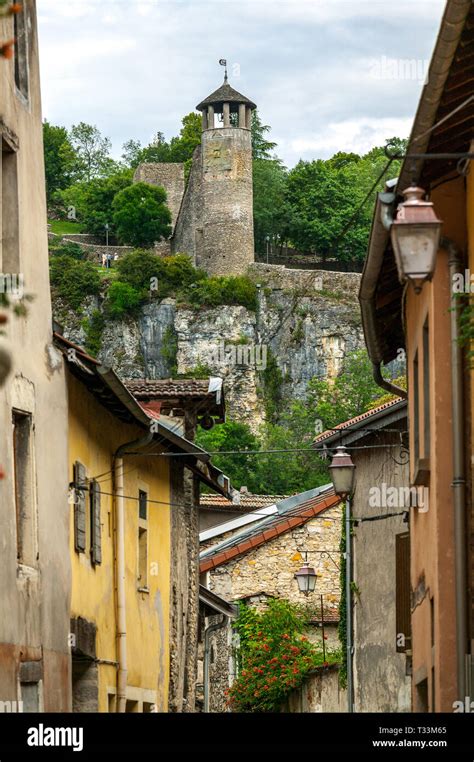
[251,110,277,159]
[196,421,261,492]
[61,169,133,239]
[285,141,406,263]
[70,122,116,182]
[121,138,143,169]
[252,158,289,253]
[43,121,78,203]
[112,182,172,247]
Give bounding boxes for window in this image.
[138,490,148,588]
[423,320,430,458]
[73,462,87,553]
[14,7,29,101]
[90,480,102,565]
[12,410,36,566]
[2,135,20,273]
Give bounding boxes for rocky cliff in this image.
[54,264,364,429]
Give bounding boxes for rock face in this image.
[54,265,364,428]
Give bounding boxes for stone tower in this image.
[170,76,256,276]
[195,77,256,275]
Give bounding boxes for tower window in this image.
[2,134,20,273]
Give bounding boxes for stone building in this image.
[314,398,411,712]
[199,486,342,711]
[0,1,71,711]
[134,74,256,276]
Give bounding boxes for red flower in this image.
[290,645,300,654]
[10,4,23,14]
[1,39,15,59]
[282,633,290,640]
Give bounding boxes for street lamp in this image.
[329,445,356,714]
[390,186,442,293]
[294,552,317,596]
[329,445,356,498]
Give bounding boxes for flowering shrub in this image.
[227,599,339,713]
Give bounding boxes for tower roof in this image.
[196,79,256,112]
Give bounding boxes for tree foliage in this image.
[112,182,172,247]
[43,121,78,203]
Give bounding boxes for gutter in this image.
[113,431,154,713]
[442,236,468,701]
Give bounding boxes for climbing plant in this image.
[227,599,339,713]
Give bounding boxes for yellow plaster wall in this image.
[67,373,170,711]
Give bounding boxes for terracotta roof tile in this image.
[313,397,405,446]
[126,379,214,399]
[200,493,287,511]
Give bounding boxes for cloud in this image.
[37,0,446,166]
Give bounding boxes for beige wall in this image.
[0,1,70,710]
[406,177,467,711]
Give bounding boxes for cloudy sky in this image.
[37,0,446,168]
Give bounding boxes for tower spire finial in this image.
[219,58,228,83]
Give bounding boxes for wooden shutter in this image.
[73,461,86,553]
[395,532,411,653]
[90,480,102,566]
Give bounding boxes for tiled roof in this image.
[313,397,406,446]
[200,486,340,573]
[126,379,215,398]
[200,493,288,511]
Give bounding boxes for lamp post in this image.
[265,235,270,264]
[390,186,442,293]
[294,551,317,596]
[329,445,356,714]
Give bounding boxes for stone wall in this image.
[350,426,412,712]
[199,127,254,276]
[207,504,342,618]
[134,163,185,232]
[284,664,346,712]
[168,455,200,712]
[172,147,203,263]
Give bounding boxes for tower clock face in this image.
[203,136,233,178]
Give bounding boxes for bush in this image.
[186,275,258,312]
[82,310,105,356]
[105,281,142,319]
[49,241,85,260]
[49,256,101,310]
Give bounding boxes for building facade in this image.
[0,1,71,712]
[360,0,474,711]
[314,399,412,712]
[56,335,232,712]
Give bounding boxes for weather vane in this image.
[219,58,228,82]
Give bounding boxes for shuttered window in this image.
[73,461,86,553]
[90,480,102,566]
[395,532,411,653]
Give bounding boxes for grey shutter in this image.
[73,461,86,553]
[90,480,102,566]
